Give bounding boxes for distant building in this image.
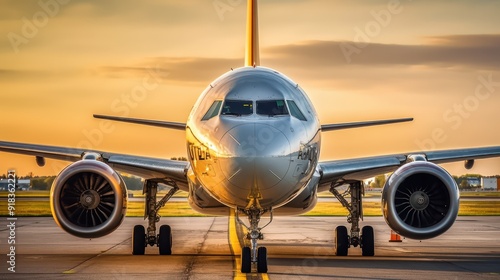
[466,177,481,188]
[481,177,498,191]
[0,179,31,191]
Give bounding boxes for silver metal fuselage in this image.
[186,67,321,211]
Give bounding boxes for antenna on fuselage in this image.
[245,0,260,67]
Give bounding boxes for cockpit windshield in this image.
[201,100,223,121]
[256,100,289,116]
[221,100,253,116]
[286,100,307,121]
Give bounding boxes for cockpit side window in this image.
[221,100,253,116]
[256,100,289,116]
[201,100,223,121]
[286,100,307,121]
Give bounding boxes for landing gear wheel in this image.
[158,225,172,255]
[132,225,146,255]
[361,226,374,256]
[335,226,349,256]
[241,246,251,273]
[257,247,268,273]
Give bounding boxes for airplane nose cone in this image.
[219,123,291,190]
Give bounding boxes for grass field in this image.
[0,200,206,217]
[3,190,499,198]
[304,201,500,216]
[0,190,189,198]
[1,199,499,217]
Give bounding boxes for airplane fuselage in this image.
[186,66,321,210]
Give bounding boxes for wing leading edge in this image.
[321,118,413,131]
[0,141,189,191]
[93,114,186,130]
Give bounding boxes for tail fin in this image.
[245,0,260,67]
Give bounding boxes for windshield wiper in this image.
[267,113,287,117]
[222,112,242,116]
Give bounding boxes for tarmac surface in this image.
[1,216,500,279]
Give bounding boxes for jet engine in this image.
[50,159,128,238]
[381,161,459,240]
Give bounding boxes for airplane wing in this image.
[0,141,189,191]
[321,118,413,131]
[93,114,186,130]
[318,146,500,190]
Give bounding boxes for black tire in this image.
[257,247,268,273]
[335,226,349,256]
[241,246,252,273]
[132,225,146,255]
[361,226,375,256]
[159,225,172,255]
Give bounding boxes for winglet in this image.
[245,0,260,67]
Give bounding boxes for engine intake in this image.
[382,161,459,240]
[50,160,128,238]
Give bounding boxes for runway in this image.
[1,216,500,279]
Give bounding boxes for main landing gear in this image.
[236,207,273,273]
[330,181,375,256]
[132,180,178,255]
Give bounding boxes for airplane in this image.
[1,0,500,274]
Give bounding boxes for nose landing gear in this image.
[236,207,273,273]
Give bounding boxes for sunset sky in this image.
[1,0,500,177]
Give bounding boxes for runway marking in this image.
[229,210,269,280]
[184,217,217,278]
[392,247,411,253]
[61,237,130,274]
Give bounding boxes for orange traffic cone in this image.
[389,230,402,242]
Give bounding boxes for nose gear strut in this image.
[236,207,273,273]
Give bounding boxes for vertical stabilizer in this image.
[245,0,260,67]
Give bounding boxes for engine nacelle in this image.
[50,160,128,238]
[382,161,459,240]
